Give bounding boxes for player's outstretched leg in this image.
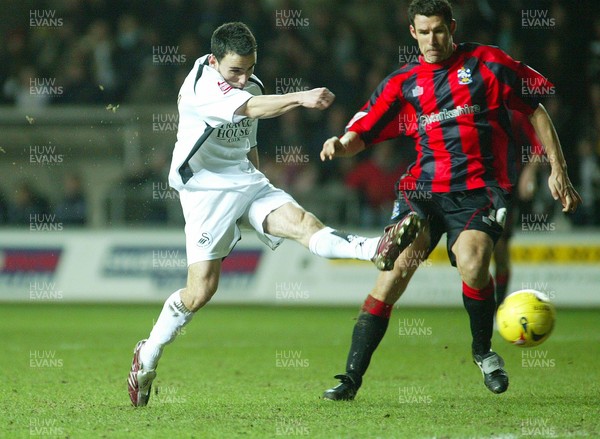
[271,203,421,272]
[463,278,509,394]
[323,296,393,401]
[308,211,422,271]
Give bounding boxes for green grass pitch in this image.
[1,303,598,438]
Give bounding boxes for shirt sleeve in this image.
[510,109,544,156]
[247,76,263,148]
[508,62,553,115]
[484,46,554,116]
[346,73,406,145]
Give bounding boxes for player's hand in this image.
[320,136,345,161]
[548,170,582,213]
[300,88,335,110]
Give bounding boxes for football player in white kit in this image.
[128,22,422,407]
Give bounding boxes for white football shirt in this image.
[168,55,264,190]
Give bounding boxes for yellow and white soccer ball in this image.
[496,289,556,347]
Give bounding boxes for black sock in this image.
[462,294,496,356]
[345,311,390,386]
[494,270,510,309]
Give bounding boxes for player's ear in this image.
[409,24,417,40]
[449,19,457,35]
[208,54,218,67]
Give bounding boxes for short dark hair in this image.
[211,22,257,61]
[408,0,453,27]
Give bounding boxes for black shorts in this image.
[390,186,511,266]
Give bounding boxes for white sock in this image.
[139,289,194,370]
[308,227,378,261]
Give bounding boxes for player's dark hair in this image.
[408,0,453,27]
[211,22,257,61]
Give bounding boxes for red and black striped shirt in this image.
[347,43,553,193]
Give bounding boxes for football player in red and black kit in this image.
[320,0,581,399]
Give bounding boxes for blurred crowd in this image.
[0,174,87,227]
[1,0,599,227]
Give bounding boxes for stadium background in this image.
[1,0,598,305]
[1,0,599,229]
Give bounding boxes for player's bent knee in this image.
[263,203,323,241]
[301,211,325,235]
[181,285,217,312]
[457,255,486,273]
[285,205,322,232]
[455,237,493,282]
[456,257,490,288]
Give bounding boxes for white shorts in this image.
[178,169,296,264]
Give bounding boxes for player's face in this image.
[410,14,456,64]
[209,52,256,89]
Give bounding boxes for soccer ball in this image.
[496,289,556,347]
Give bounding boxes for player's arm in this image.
[320,131,366,161]
[528,104,582,212]
[494,46,582,212]
[235,88,334,119]
[247,147,259,169]
[321,71,407,162]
